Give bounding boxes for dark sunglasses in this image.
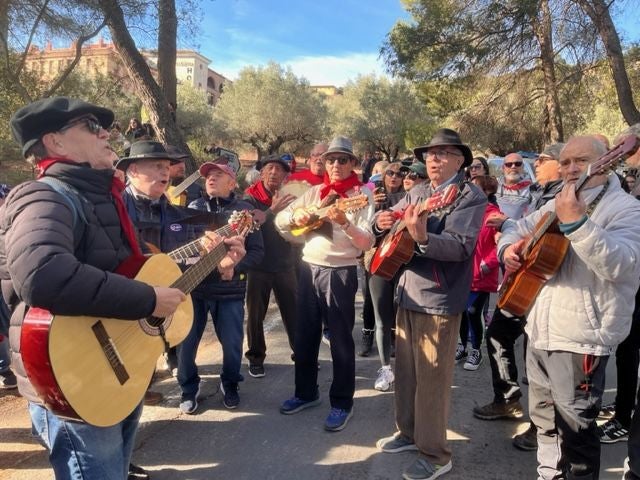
[385,170,404,178]
[325,156,351,165]
[504,161,523,168]
[59,116,102,135]
[406,172,426,180]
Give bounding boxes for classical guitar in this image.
[21,211,257,427]
[370,184,459,280]
[497,135,640,317]
[166,170,201,206]
[289,193,369,236]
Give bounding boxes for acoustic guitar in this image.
[497,135,640,317]
[20,211,256,427]
[370,184,459,280]
[289,193,369,236]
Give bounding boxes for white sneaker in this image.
[374,365,394,391]
[463,348,482,371]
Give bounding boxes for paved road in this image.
[0,295,628,479]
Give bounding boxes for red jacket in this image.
[471,202,501,292]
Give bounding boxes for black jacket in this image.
[188,192,264,300]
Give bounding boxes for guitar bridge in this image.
[92,321,130,385]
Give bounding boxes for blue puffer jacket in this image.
[188,192,264,300]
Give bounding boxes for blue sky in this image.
[196,0,408,86]
[193,0,639,87]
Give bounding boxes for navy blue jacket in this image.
[188,192,264,300]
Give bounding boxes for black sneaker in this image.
[598,418,629,443]
[513,423,537,451]
[221,382,240,409]
[248,364,265,378]
[128,463,150,479]
[0,369,17,390]
[358,328,374,357]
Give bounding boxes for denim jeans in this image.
[0,335,10,374]
[29,401,142,480]
[178,296,244,396]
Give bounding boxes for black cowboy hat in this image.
[413,128,473,169]
[115,140,184,171]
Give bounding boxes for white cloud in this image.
[213,52,390,87]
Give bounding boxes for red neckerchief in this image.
[287,169,324,186]
[319,171,361,199]
[246,181,273,207]
[37,157,145,278]
[502,180,531,191]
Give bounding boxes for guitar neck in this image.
[167,170,200,201]
[170,242,230,294]
[168,224,235,262]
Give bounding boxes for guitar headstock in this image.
[336,194,370,213]
[423,184,459,213]
[585,134,640,179]
[228,210,260,237]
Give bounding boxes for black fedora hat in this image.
[413,128,473,169]
[115,140,183,171]
[10,96,114,157]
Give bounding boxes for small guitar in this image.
[370,184,459,280]
[289,193,369,236]
[497,134,640,317]
[21,211,257,427]
[166,170,201,206]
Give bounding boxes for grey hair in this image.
[614,123,640,145]
[25,140,48,165]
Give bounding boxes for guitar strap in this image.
[585,180,609,217]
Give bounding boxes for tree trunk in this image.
[0,1,8,55]
[157,0,177,112]
[533,0,564,143]
[97,0,196,172]
[575,0,640,125]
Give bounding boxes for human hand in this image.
[503,239,526,274]
[555,183,586,224]
[376,210,396,231]
[270,191,297,214]
[404,204,428,244]
[327,206,348,226]
[152,287,186,317]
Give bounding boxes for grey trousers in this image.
[527,346,608,480]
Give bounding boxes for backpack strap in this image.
[38,177,88,247]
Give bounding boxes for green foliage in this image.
[213,62,327,157]
[175,83,215,151]
[328,75,435,159]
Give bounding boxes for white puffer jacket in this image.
[499,175,640,355]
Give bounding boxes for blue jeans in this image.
[178,296,244,396]
[0,335,10,374]
[29,401,142,479]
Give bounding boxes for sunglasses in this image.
[406,172,426,180]
[325,156,351,165]
[385,170,404,179]
[504,161,523,168]
[59,116,103,135]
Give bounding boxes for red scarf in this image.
[319,172,362,200]
[287,169,324,186]
[37,158,145,278]
[245,181,273,207]
[502,180,531,191]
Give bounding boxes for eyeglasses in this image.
[406,172,426,180]
[59,116,103,135]
[385,170,404,179]
[504,161,523,168]
[325,156,351,165]
[469,164,483,170]
[425,149,463,160]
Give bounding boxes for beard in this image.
[504,171,525,183]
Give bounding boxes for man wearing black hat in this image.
[244,154,297,377]
[0,97,187,479]
[374,129,487,480]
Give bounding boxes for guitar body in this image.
[497,216,570,317]
[21,254,193,427]
[370,230,415,280]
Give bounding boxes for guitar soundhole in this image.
[139,315,173,336]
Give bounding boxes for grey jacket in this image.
[376,173,487,315]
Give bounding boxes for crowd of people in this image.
[2,96,640,480]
